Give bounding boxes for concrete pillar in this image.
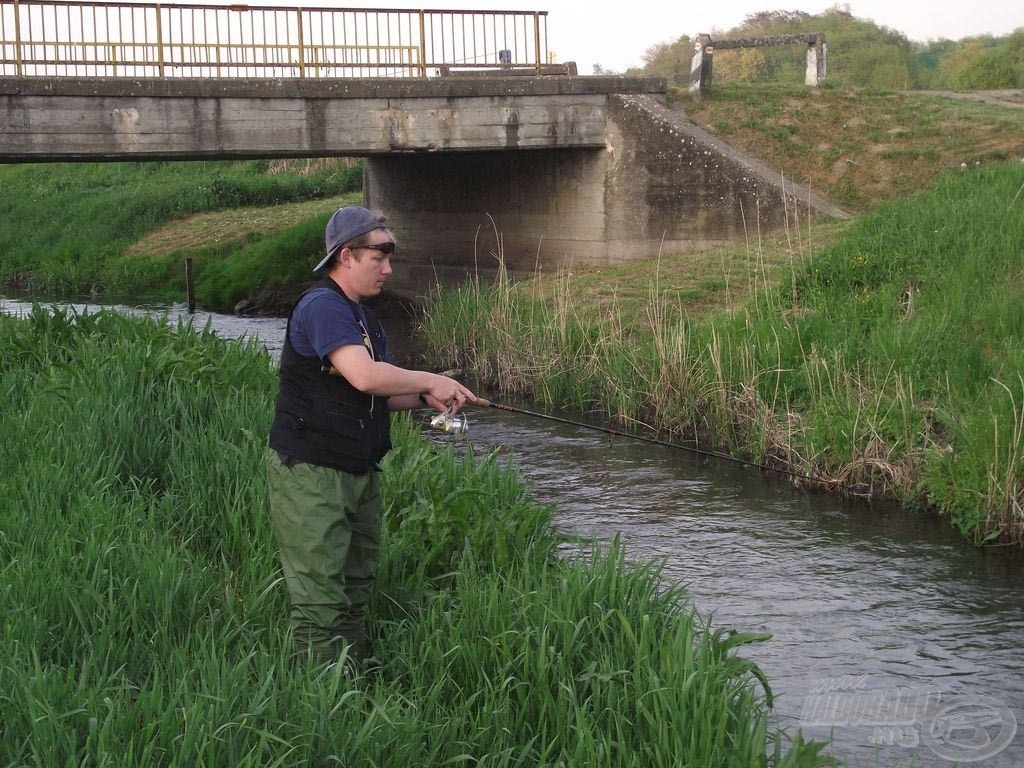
[805,37,826,86]
[689,34,713,98]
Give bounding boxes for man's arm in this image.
[385,397,432,415]
[327,345,476,412]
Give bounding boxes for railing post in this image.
[155,3,165,77]
[13,0,24,76]
[295,8,304,77]
[417,10,426,76]
[533,12,541,73]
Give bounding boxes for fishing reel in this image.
[429,406,469,435]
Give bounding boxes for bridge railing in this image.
[0,0,549,78]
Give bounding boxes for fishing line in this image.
[323,363,856,492]
[472,397,856,493]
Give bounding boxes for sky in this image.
[365,0,1022,74]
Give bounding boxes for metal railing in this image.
[1,0,549,77]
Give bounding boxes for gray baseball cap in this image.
[314,206,386,273]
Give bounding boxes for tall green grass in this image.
[0,307,831,766]
[0,160,361,307]
[421,163,1024,545]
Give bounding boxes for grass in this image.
[681,84,1024,212]
[0,159,362,310]
[420,162,1024,545]
[0,306,835,766]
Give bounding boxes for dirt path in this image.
[911,89,1024,109]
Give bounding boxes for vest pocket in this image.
[312,396,367,442]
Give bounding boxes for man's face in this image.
[343,231,395,299]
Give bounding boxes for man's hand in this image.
[424,374,477,413]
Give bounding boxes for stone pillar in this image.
[689,34,713,98]
[805,37,826,86]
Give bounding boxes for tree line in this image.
[607,8,1023,90]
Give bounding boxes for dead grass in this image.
[126,193,359,258]
[520,219,851,323]
[680,85,1024,212]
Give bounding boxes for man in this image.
[266,205,476,665]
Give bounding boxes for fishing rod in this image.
[470,397,835,488]
[322,363,849,492]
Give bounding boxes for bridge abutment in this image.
[365,92,847,297]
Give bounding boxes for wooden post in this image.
[185,257,195,314]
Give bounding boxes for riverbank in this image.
[0,307,831,766]
[420,162,1024,546]
[0,159,362,312]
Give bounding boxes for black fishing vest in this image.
[268,278,391,474]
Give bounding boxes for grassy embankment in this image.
[0,159,362,311]
[0,307,833,766]
[681,84,1024,213]
[421,161,1024,545]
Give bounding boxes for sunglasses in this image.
[355,241,397,255]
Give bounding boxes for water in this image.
[0,295,289,358]
[4,295,1022,766]
[439,406,1024,767]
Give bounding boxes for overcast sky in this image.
[376,0,1021,74]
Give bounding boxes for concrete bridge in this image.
[0,1,846,296]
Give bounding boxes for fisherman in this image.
[266,205,477,666]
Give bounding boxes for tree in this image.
[951,47,1019,89]
[713,48,766,83]
[635,36,694,85]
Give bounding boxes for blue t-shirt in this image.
[288,288,388,363]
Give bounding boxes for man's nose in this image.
[381,257,393,275]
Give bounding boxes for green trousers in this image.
[265,448,381,663]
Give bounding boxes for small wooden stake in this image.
[185,257,195,314]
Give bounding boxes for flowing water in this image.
[4,295,1022,767]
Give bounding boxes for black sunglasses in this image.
[355,241,396,255]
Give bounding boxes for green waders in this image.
[265,447,381,664]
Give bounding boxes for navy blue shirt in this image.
[288,287,389,363]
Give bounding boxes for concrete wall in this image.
[0,76,658,160]
[603,94,846,253]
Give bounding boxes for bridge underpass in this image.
[1,2,847,297]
